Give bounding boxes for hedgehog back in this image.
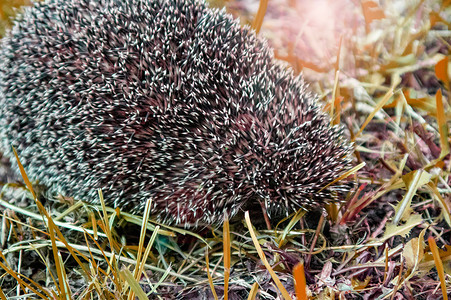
[0,0,353,226]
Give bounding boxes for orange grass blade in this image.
[245,211,292,300]
[12,147,36,199]
[205,248,219,300]
[251,0,268,34]
[12,149,94,281]
[293,262,307,300]
[223,214,231,300]
[97,189,122,287]
[48,220,70,298]
[427,182,451,226]
[98,189,115,246]
[435,89,450,158]
[334,36,343,72]
[90,212,98,240]
[318,162,365,193]
[330,70,340,121]
[247,282,259,300]
[331,37,342,123]
[427,236,448,300]
[13,147,68,297]
[333,96,343,126]
[361,0,385,33]
[383,246,389,283]
[81,230,121,287]
[0,286,7,300]
[435,56,449,91]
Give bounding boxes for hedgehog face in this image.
[241,94,353,218]
[251,141,325,217]
[244,134,313,217]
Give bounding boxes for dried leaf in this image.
[361,0,385,32]
[403,237,424,270]
[383,214,423,241]
[351,276,371,290]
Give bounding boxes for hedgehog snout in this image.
[245,135,314,217]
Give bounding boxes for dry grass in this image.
[0,0,450,299]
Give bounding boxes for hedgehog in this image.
[0,0,354,227]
